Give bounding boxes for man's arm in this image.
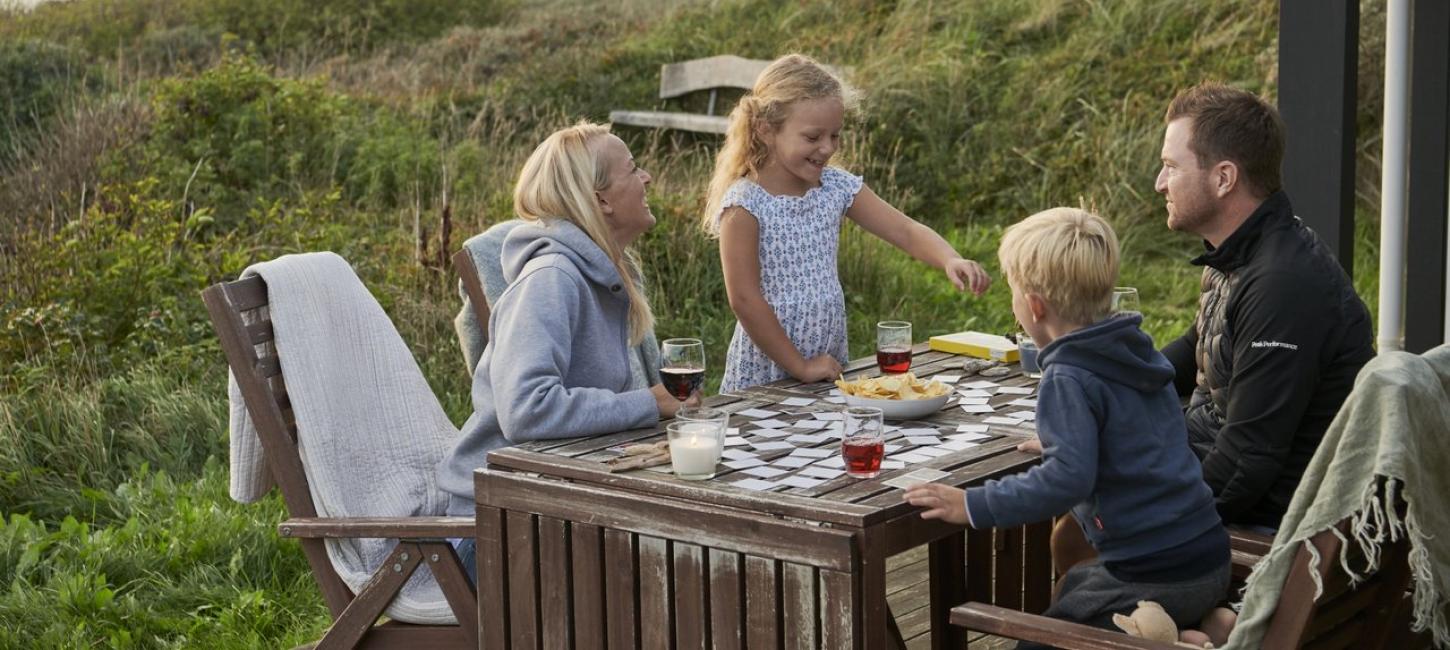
[1199,271,1334,522]
[1161,322,1199,397]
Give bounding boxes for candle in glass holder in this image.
[668,421,722,480]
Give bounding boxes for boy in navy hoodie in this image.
[905,208,1229,642]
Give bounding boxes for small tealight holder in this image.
[667,419,725,480]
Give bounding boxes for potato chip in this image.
[834,372,949,400]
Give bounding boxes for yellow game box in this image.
[927,331,1020,362]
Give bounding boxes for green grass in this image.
[0,0,1391,646]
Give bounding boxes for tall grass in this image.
[0,0,1393,646]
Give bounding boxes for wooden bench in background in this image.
[609,55,770,134]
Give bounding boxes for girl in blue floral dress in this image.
[704,54,993,392]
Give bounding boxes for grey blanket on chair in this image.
[1224,345,1450,648]
[227,252,461,624]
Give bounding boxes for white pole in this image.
[1378,0,1411,353]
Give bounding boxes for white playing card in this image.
[904,436,941,446]
[1006,411,1035,421]
[776,475,826,489]
[880,460,906,469]
[800,466,846,479]
[772,456,815,469]
[956,424,989,433]
[721,449,757,460]
[724,436,750,447]
[723,458,767,469]
[933,374,962,384]
[961,404,995,414]
[916,446,954,458]
[984,416,1020,425]
[786,433,830,444]
[790,447,833,458]
[736,408,779,418]
[1009,398,1038,407]
[741,465,787,478]
[997,386,1034,395]
[779,397,816,407]
[814,456,846,468]
[750,441,794,452]
[751,418,791,429]
[733,478,780,491]
[964,380,1000,389]
[939,439,980,451]
[893,452,934,464]
[948,432,992,442]
[751,428,790,438]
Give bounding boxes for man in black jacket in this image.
[1154,83,1374,529]
[1154,82,1368,528]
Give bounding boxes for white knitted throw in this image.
[226,252,461,624]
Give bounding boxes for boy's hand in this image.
[1017,437,1043,455]
[903,483,969,525]
[944,258,992,296]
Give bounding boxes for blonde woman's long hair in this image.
[701,53,857,235]
[513,121,655,345]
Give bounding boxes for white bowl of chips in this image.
[835,373,951,421]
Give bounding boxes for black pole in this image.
[1406,0,1450,352]
[1278,0,1359,274]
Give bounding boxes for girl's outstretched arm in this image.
[719,206,843,383]
[846,185,992,295]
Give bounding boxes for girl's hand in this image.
[651,384,701,420]
[1017,437,1043,455]
[903,483,969,525]
[944,258,992,296]
[794,354,844,384]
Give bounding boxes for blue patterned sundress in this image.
[716,166,863,392]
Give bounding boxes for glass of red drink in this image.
[660,338,705,401]
[841,406,885,479]
[876,321,912,374]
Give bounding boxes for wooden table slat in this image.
[672,542,708,650]
[782,562,819,649]
[538,517,572,650]
[570,523,605,649]
[506,511,540,650]
[638,536,672,650]
[707,549,745,650]
[603,529,637,650]
[745,556,780,649]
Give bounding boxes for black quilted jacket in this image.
[1161,191,1374,528]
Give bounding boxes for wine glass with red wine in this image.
[876,321,912,374]
[660,338,705,401]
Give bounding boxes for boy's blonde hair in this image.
[514,121,654,345]
[700,53,858,234]
[997,207,1119,325]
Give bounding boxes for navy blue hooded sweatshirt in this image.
[965,313,1226,579]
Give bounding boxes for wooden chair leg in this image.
[317,542,425,650]
[419,541,479,647]
[887,607,908,650]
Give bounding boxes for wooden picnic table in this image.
[473,344,1051,649]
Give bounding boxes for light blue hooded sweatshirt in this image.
[438,218,658,513]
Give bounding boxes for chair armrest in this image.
[950,602,1184,650]
[278,517,475,539]
[1228,526,1274,557]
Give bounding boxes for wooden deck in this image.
[888,544,1015,649]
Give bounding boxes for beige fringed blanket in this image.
[1224,345,1450,648]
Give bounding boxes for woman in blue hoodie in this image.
[905,208,1229,646]
[438,122,698,580]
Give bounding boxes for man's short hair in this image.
[1166,82,1285,198]
[998,207,1119,325]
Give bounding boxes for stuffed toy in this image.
[1112,601,1214,648]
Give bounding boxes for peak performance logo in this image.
[1251,340,1299,351]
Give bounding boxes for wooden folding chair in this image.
[951,511,1422,649]
[202,276,478,650]
[452,249,491,341]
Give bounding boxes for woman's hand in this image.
[793,354,844,384]
[1016,437,1043,455]
[944,258,992,296]
[651,384,700,420]
[903,483,970,525]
